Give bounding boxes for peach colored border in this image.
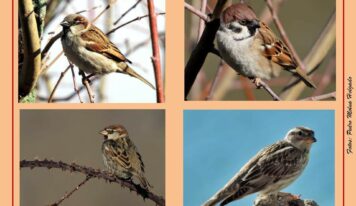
[0,0,351,206]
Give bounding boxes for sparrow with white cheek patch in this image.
[216,3,316,88]
[60,14,155,89]
[203,127,316,206]
[99,125,152,190]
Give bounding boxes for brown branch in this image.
[265,0,307,73]
[19,0,42,98]
[184,2,209,22]
[20,159,165,206]
[48,65,71,103]
[79,71,95,103]
[147,0,165,103]
[41,31,62,61]
[254,79,281,101]
[69,64,83,103]
[50,176,92,206]
[107,12,165,36]
[185,0,229,99]
[300,92,336,101]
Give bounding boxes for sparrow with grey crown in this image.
[203,127,316,206]
[216,3,316,88]
[99,124,152,190]
[60,14,155,89]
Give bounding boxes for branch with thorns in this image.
[20,159,165,206]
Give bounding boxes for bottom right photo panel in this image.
[184,110,334,206]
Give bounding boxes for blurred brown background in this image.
[185,0,336,100]
[20,110,165,206]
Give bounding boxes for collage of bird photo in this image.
[10,0,348,206]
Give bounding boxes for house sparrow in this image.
[216,3,316,88]
[203,127,316,206]
[99,124,152,189]
[60,14,155,89]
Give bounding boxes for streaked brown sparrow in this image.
[60,14,155,89]
[203,127,316,206]
[216,3,316,88]
[99,124,152,189]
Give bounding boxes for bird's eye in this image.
[106,129,113,134]
[298,131,303,136]
[239,20,248,25]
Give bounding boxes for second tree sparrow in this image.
[60,14,155,89]
[203,127,316,206]
[216,3,316,88]
[99,124,152,190]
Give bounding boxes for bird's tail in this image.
[119,63,156,90]
[202,186,236,206]
[293,68,316,88]
[138,174,153,190]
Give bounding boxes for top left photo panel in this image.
[18,0,165,103]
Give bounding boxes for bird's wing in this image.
[103,141,132,170]
[257,22,297,68]
[220,141,304,205]
[123,137,152,188]
[80,25,132,63]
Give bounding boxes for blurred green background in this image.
[20,110,165,206]
[185,0,336,100]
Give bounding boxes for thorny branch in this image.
[20,159,165,206]
[50,176,92,206]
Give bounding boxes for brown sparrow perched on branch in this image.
[99,124,152,189]
[203,127,316,206]
[60,14,155,89]
[216,3,316,88]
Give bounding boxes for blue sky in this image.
[184,110,334,206]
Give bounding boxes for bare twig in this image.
[147,0,165,103]
[184,2,209,22]
[69,64,83,103]
[92,4,112,22]
[107,12,165,36]
[260,0,285,24]
[300,92,336,101]
[114,0,142,25]
[206,61,227,100]
[48,65,71,103]
[20,159,165,206]
[50,176,92,206]
[79,71,95,103]
[41,31,62,60]
[198,0,208,38]
[255,79,281,101]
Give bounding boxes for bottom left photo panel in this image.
[20,110,165,206]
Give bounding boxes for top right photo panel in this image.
[184,0,336,101]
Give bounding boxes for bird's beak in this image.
[60,20,70,27]
[306,136,317,144]
[99,130,108,136]
[99,130,109,140]
[250,19,260,29]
